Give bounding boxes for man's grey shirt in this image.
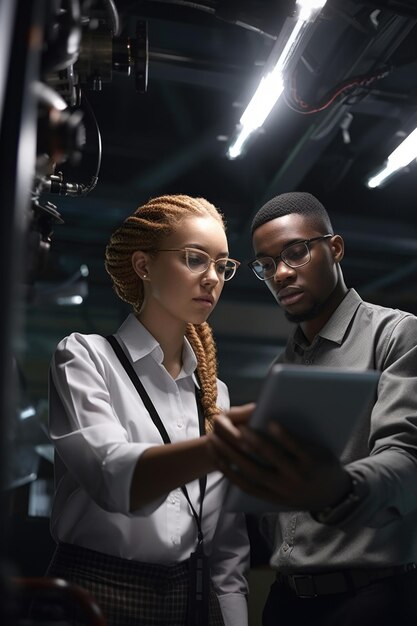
[264,288,417,572]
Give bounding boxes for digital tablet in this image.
[225,364,380,513]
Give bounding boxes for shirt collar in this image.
[115,314,198,376]
[293,288,362,347]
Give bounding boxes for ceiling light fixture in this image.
[366,126,417,188]
[227,0,328,159]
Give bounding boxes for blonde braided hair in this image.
[105,194,225,431]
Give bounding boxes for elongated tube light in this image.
[227,0,328,159]
[366,126,417,188]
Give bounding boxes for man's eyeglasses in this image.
[156,247,241,281]
[248,235,333,281]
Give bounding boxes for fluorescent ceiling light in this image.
[20,405,37,420]
[227,0,328,159]
[367,126,417,188]
[56,295,84,306]
[298,0,329,21]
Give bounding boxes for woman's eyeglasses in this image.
[248,235,333,281]
[156,247,241,281]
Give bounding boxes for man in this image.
[210,192,417,625]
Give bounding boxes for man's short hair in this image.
[251,192,333,235]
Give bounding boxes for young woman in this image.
[46,195,250,625]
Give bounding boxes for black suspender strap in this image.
[107,334,172,444]
[105,334,207,544]
[106,333,210,626]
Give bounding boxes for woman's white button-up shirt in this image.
[49,314,250,625]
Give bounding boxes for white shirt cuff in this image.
[218,593,248,626]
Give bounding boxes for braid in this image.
[105,194,225,425]
[186,322,219,432]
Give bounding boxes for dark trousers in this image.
[263,571,417,626]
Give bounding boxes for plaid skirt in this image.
[44,542,225,626]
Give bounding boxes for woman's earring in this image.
[142,273,147,279]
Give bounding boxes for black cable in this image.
[284,65,392,115]
[39,90,102,197]
[135,0,277,39]
[78,91,102,195]
[103,0,121,36]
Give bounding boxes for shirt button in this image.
[169,497,176,504]
[282,542,290,552]
[177,421,183,429]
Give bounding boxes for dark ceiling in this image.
[16,0,417,408]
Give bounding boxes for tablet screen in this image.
[226,364,379,513]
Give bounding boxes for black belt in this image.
[277,563,417,598]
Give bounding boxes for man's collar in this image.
[292,289,362,347]
[319,289,362,344]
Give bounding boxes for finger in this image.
[210,431,287,493]
[241,426,329,491]
[211,441,288,505]
[213,414,244,447]
[239,426,299,481]
[211,432,313,508]
[214,413,270,459]
[210,431,262,471]
[218,458,289,507]
[267,422,336,470]
[208,430,249,467]
[224,403,256,425]
[267,422,315,462]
